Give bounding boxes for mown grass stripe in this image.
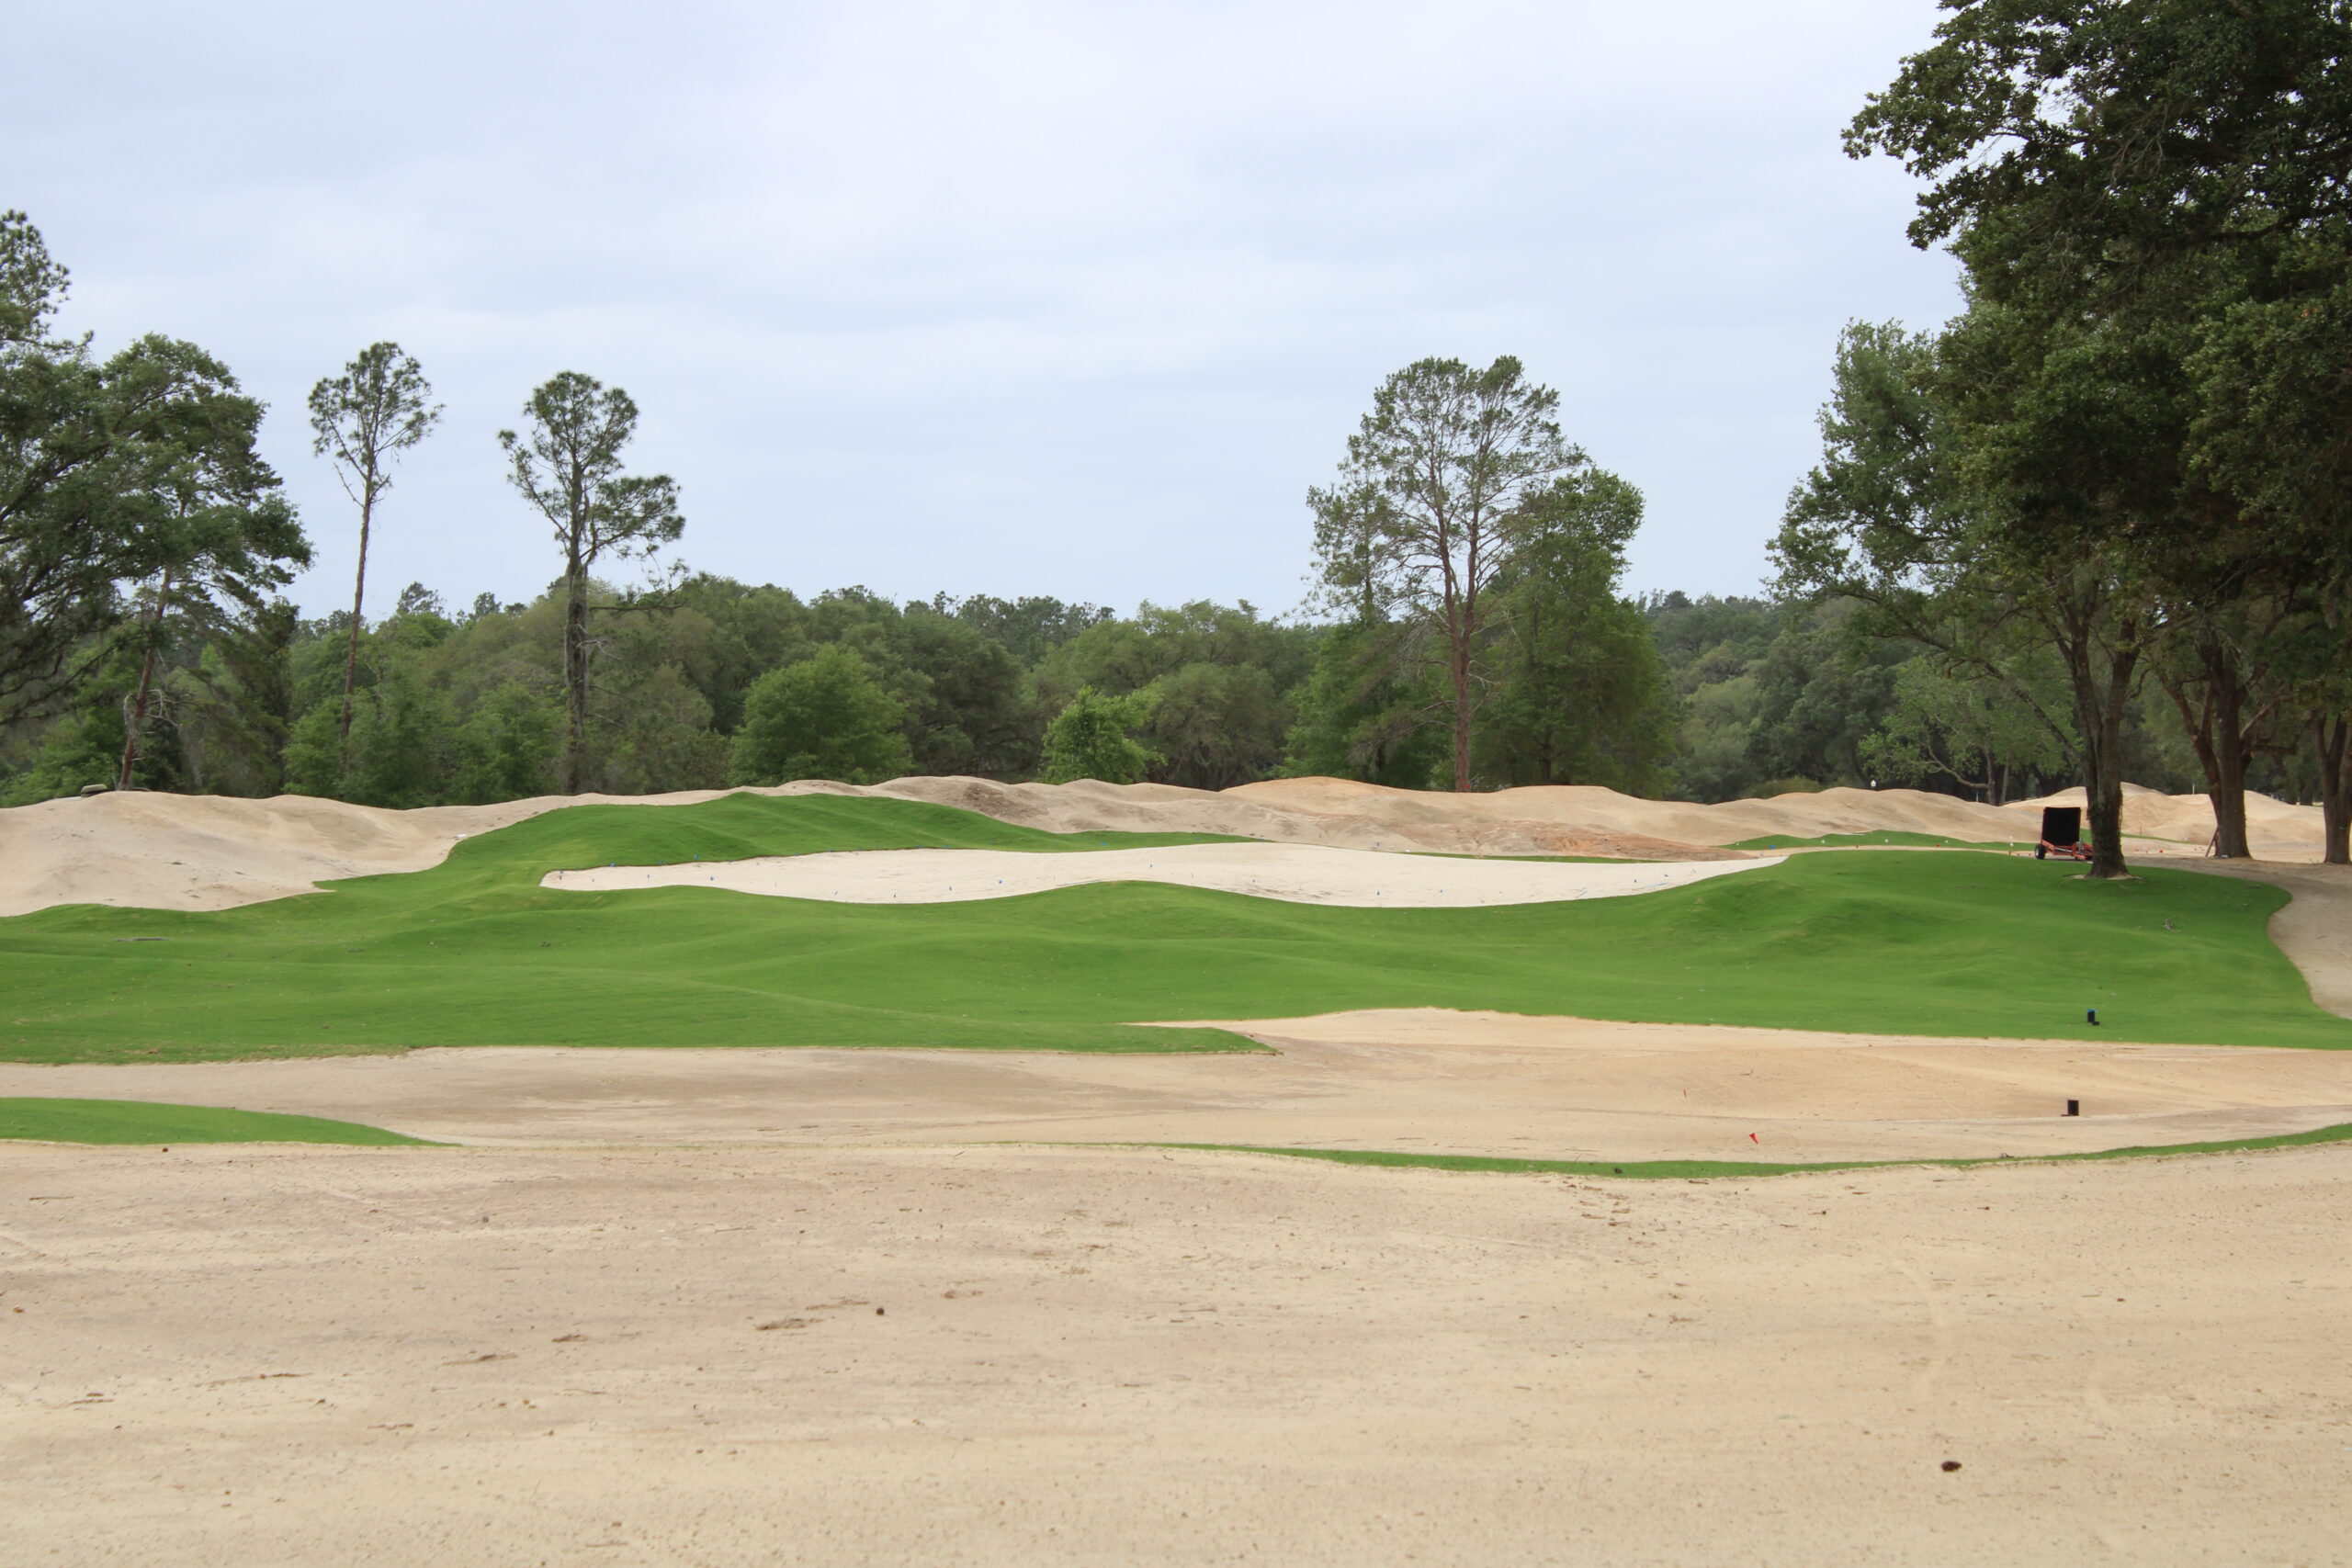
[0,1098,431,1145]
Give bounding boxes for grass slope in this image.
[1727,831,2031,851]
[1158,1119,2352,1179]
[0,1098,426,1145]
[0,792,2342,1064]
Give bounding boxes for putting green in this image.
[0,792,2342,1064]
[0,1097,427,1145]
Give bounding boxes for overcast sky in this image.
[10,1,1960,621]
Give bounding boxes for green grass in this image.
[1729,830,2032,851]
[0,791,2342,1064]
[1149,1120,2352,1179]
[0,1097,428,1145]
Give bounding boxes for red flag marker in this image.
[1749,1133,1759,1144]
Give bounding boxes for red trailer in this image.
[2035,806,2092,861]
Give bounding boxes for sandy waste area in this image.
[6,1140,2349,1566]
[3,781,2350,1563]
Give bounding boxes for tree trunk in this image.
[562,562,589,795]
[2209,657,2252,858]
[2162,637,2256,858]
[340,485,374,744]
[2053,593,2138,880]
[2077,687,2131,878]
[1449,634,1473,791]
[2315,711,2351,867]
[115,570,171,792]
[1441,573,1476,793]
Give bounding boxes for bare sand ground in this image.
[5,1011,2347,1162]
[546,842,1781,908]
[21,773,2322,919]
[4,1139,2348,1567]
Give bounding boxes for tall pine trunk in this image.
[1449,640,1474,792]
[339,486,374,744]
[115,570,172,792]
[1443,570,1476,793]
[562,561,589,795]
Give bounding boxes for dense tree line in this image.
[1641,591,2237,807]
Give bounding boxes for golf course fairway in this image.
[0,792,2341,1064]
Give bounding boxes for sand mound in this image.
[545,842,1778,908]
[1228,777,2041,847]
[868,774,1732,860]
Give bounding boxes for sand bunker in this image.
[542,842,1779,908]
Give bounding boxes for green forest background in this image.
[1,564,2240,812]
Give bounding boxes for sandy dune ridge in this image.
[0,773,2324,918]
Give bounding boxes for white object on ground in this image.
[540,841,1783,908]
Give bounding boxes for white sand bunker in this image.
[542,841,1781,908]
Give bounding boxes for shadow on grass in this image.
[1135,1120,2352,1179]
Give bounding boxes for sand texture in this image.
[544,842,1781,907]
[5,1138,2348,1567]
[1230,775,2041,846]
